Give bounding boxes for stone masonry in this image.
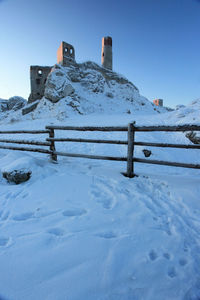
[28,66,52,103]
[57,41,75,66]
[28,38,113,103]
[101,36,112,70]
[153,99,163,107]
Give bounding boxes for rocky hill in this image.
[1,61,167,123]
[22,61,166,120]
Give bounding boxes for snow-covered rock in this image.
[44,65,75,103]
[26,61,166,119]
[0,96,26,112]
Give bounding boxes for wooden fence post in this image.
[126,122,135,178]
[48,129,57,162]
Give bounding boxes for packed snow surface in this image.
[0,107,199,300]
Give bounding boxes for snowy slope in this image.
[0,110,199,300]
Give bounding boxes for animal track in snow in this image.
[47,228,64,236]
[12,212,34,221]
[96,231,117,239]
[62,208,87,217]
[149,250,158,261]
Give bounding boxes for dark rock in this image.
[3,169,32,184]
[22,101,39,115]
[106,92,114,98]
[143,149,152,157]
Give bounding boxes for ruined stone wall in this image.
[28,66,52,103]
[57,41,75,66]
[101,36,112,70]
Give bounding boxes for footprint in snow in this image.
[22,192,30,199]
[179,258,188,266]
[167,266,177,278]
[12,212,34,221]
[163,252,171,260]
[47,228,64,236]
[4,192,12,200]
[1,211,9,221]
[90,181,115,210]
[62,208,87,217]
[0,237,10,247]
[149,250,158,261]
[96,231,117,239]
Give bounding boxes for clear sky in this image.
[0,0,199,107]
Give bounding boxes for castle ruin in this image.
[153,99,163,107]
[101,36,112,70]
[28,38,113,104]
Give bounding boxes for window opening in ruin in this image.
[70,48,73,55]
[103,52,104,57]
[64,48,68,53]
[36,79,40,84]
[38,69,43,76]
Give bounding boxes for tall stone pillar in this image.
[101,36,112,70]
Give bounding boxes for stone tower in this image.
[57,41,75,66]
[28,66,52,103]
[101,36,112,70]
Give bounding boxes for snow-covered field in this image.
[0,110,200,300]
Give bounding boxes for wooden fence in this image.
[0,123,200,178]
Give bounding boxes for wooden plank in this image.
[133,157,200,169]
[134,125,200,132]
[0,130,49,134]
[48,129,57,162]
[0,145,51,154]
[47,137,128,145]
[134,141,200,149]
[126,123,135,177]
[54,151,127,161]
[0,139,50,146]
[46,125,128,132]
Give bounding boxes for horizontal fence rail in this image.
[46,125,128,132]
[0,139,50,146]
[0,144,51,154]
[0,123,199,178]
[133,125,200,132]
[47,137,128,145]
[54,151,127,161]
[0,129,51,157]
[133,157,200,170]
[134,141,200,149]
[0,130,49,134]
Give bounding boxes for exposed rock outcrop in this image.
[44,65,75,103]
[3,169,32,184]
[0,96,26,112]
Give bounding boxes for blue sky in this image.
[0,0,199,107]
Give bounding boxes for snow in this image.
[0,62,200,299]
[0,107,199,300]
